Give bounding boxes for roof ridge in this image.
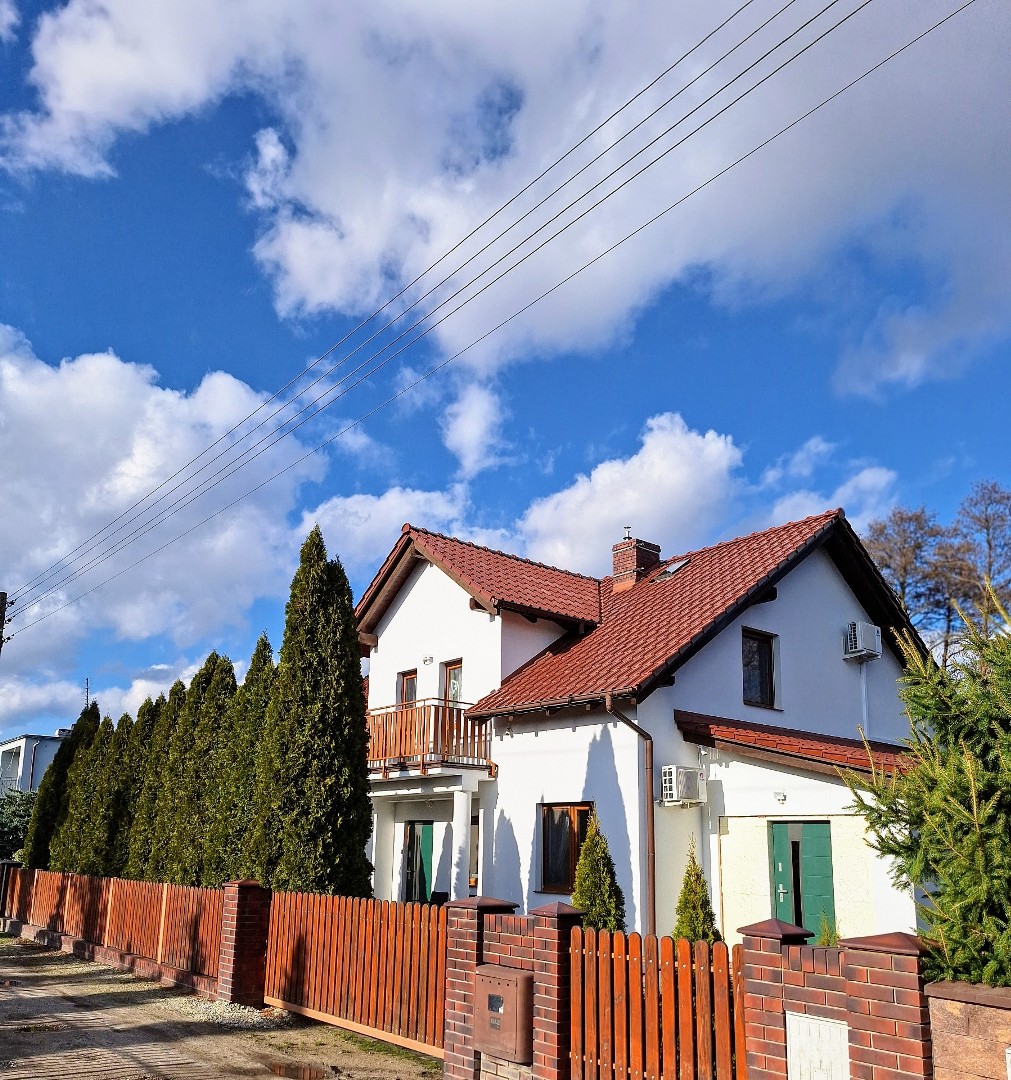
[407,524,603,584]
[659,508,842,566]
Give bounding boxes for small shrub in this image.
[672,835,721,944]
[571,810,626,932]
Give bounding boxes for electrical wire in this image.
[7,0,979,639]
[8,0,867,615]
[8,0,761,608]
[8,0,876,618]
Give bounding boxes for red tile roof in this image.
[356,524,601,632]
[676,711,906,776]
[469,509,845,718]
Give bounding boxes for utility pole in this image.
[84,677,90,710]
[0,592,7,659]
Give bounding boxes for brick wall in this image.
[740,919,932,1080]
[444,899,582,1080]
[927,981,1011,1080]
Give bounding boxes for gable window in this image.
[743,629,776,708]
[540,802,592,893]
[399,669,418,706]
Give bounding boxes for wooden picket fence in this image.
[571,928,747,1080]
[264,893,448,1057]
[1,866,223,979]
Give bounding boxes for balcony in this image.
[367,700,496,778]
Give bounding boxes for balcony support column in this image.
[451,787,471,900]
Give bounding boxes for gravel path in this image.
[0,935,442,1079]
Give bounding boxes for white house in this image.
[0,732,67,793]
[356,509,918,942]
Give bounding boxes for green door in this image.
[769,822,835,936]
[404,821,434,903]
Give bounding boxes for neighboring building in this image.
[0,731,68,794]
[356,509,918,942]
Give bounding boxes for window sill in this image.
[535,887,573,896]
[744,700,783,712]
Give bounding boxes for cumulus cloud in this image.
[517,413,744,574]
[768,465,897,534]
[0,325,323,725]
[440,382,507,478]
[1,1,1007,397]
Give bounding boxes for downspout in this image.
[27,740,38,792]
[604,693,656,937]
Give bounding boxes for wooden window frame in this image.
[398,668,418,706]
[742,628,776,708]
[443,659,464,706]
[539,802,593,894]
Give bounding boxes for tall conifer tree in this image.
[50,714,115,874]
[23,702,100,870]
[104,713,138,877]
[251,526,373,894]
[206,634,275,885]
[131,684,183,881]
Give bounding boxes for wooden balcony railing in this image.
[367,700,495,777]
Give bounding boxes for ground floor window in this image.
[768,820,835,937]
[540,802,592,893]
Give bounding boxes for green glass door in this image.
[404,821,434,903]
[769,821,835,936]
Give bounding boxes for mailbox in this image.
[473,964,534,1064]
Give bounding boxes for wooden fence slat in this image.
[660,936,677,1080]
[644,934,661,1080]
[586,928,599,1080]
[597,930,613,1080]
[627,934,644,1080]
[732,944,747,1080]
[677,938,695,1080]
[713,942,733,1080]
[613,932,628,1080]
[571,927,584,1080]
[694,941,712,1080]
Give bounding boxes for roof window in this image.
[653,557,690,582]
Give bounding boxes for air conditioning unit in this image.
[844,621,882,662]
[660,764,707,806]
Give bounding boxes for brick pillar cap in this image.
[738,918,813,943]
[530,901,583,921]
[839,932,928,956]
[0,860,22,867]
[222,879,268,888]
[446,896,519,912]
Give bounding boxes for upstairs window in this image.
[540,802,592,893]
[399,669,418,706]
[444,660,463,705]
[743,629,776,708]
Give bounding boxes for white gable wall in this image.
[669,548,908,743]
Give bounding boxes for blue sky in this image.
[1,0,1009,737]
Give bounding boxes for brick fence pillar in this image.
[840,932,932,1080]
[738,918,813,1080]
[217,879,271,1007]
[0,860,19,917]
[530,902,583,1080]
[444,897,519,1080]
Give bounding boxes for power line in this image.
[8,0,874,619]
[8,0,869,616]
[9,0,761,609]
[7,0,979,639]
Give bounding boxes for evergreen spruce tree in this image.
[50,714,115,874]
[250,526,373,894]
[130,684,183,881]
[850,609,1011,985]
[571,811,626,932]
[103,712,138,878]
[120,695,163,879]
[23,702,100,869]
[672,835,721,944]
[205,633,275,885]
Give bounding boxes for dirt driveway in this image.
[0,935,442,1079]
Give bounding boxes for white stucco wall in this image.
[700,752,915,944]
[367,561,503,709]
[668,548,908,743]
[500,611,566,680]
[485,711,644,925]
[0,737,62,792]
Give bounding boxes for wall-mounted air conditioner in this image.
[660,764,707,806]
[844,621,882,662]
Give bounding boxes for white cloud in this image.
[1,1,1007,393]
[769,465,897,534]
[440,382,507,478]
[761,435,836,486]
[517,413,744,574]
[0,0,17,42]
[0,325,323,724]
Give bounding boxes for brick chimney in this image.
[612,532,661,593]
